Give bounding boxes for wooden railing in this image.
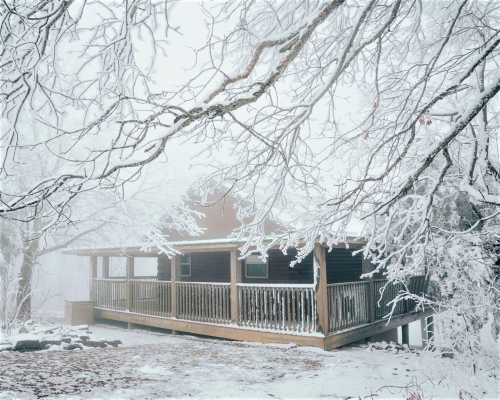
[372,279,405,320]
[328,281,370,331]
[92,279,128,311]
[93,276,427,336]
[176,282,231,324]
[130,280,172,317]
[237,284,317,334]
[328,277,428,333]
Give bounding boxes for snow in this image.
[0,323,497,399]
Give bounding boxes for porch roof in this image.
[64,236,366,257]
[64,237,246,257]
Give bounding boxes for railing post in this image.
[126,256,134,312]
[314,243,329,335]
[171,255,178,318]
[89,256,97,303]
[368,280,375,322]
[102,256,110,278]
[230,249,241,323]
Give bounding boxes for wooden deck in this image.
[90,276,428,349]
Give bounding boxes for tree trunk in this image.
[16,238,39,321]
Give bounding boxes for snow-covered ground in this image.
[0,323,497,399]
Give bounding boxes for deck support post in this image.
[314,243,329,335]
[171,255,178,318]
[401,324,409,345]
[126,256,134,312]
[230,250,241,323]
[102,256,110,278]
[89,256,97,302]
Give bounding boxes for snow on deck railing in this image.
[327,276,427,333]
[237,283,314,288]
[238,284,317,333]
[176,282,231,323]
[176,281,231,286]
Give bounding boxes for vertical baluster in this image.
[225,285,229,322]
[249,288,253,327]
[214,285,218,323]
[222,285,225,322]
[262,287,267,330]
[285,288,290,332]
[189,283,192,319]
[240,287,244,325]
[185,283,189,319]
[182,283,186,318]
[248,287,252,326]
[220,285,224,322]
[200,284,203,321]
[299,289,304,333]
[205,285,212,320]
[270,288,275,330]
[242,287,246,326]
[161,282,164,316]
[206,284,210,322]
[257,287,262,328]
[314,288,318,333]
[206,285,209,322]
[212,285,216,322]
[249,287,252,326]
[217,285,220,322]
[179,283,183,319]
[197,284,200,320]
[251,287,254,327]
[244,287,248,326]
[212,285,215,322]
[279,289,283,331]
[248,288,253,326]
[307,288,311,333]
[223,285,227,322]
[211,285,219,323]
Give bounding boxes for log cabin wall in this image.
[242,248,314,284]
[155,246,372,284]
[158,252,231,282]
[325,248,363,283]
[185,252,230,282]
[157,255,171,281]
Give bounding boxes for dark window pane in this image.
[246,262,267,278]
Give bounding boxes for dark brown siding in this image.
[158,247,366,284]
[242,248,314,284]
[326,248,363,283]
[157,252,230,282]
[157,255,171,280]
[181,252,230,282]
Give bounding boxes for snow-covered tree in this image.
[1,0,499,360]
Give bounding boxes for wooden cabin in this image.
[66,195,430,349]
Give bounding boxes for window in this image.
[108,257,127,278]
[180,254,191,277]
[245,255,268,279]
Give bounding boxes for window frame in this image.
[244,255,269,279]
[179,254,192,278]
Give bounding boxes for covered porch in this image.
[70,242,430,349]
